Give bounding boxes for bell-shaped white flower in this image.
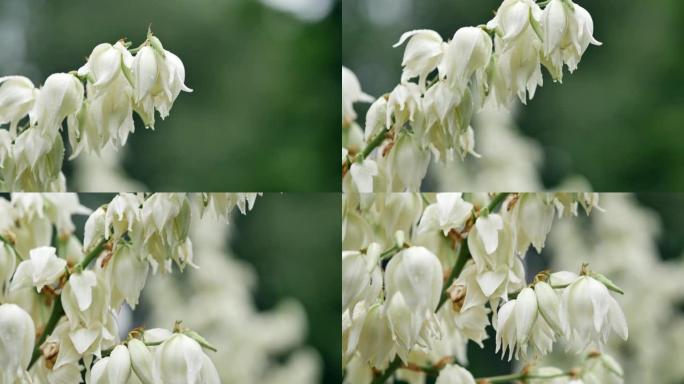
[385,247,443,359]
[62,272,110,329]
[513,193,555,253]
[10,246,66,292]
[496,287,551,360]
[342,245,382,314]
[435,364,476,384]
[132,39,192,128]
[32,73,84,140]
[541,0,601,80]
[69,269,98,311]
[418,193,474,235]
[153,333,219,384]
[0,303,35,383]
[393,30,446,90]
[349,159,378,193]
[560,276,628,352]
[342,66,373,123]
[78,42,133,89]
[352,304,396,369]
[0,76,37,138]
[385,82,421,129]
[468,216,516,291]
[364,97,388,141]
[84,206,106,250]
[105,193,142,239]
[128,339,154,384]
[440,27,492,98]
[388,132,430,191]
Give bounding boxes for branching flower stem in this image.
[475,369,574,383]
[27,237,109,369]
[342,128,390,174]
[371,193,510,384]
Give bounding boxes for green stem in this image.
[436,193,510,312]
[27,237,108,370]
[343,128,390,172]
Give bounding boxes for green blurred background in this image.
[343,0,684,191]
[74,193,341,383]
[0,0,340,191]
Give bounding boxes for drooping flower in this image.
[393,30,446,90]
[0,76,37,138]
[440,27,492,98]
[153,333,220,384]
[560,275,628,352]
[342,66,373,124]
[418,193,474,235]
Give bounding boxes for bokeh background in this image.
[343,0,684,191]
[0,0,340,191]
[74,193,341,383]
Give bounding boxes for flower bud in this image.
[514,287,538,344]
[10,246,66,292]
[385,246,443,316]
[0,303,35,381]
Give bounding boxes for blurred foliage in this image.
[343,0,684,191]
[231,193,341,383]
[2,0,340,191]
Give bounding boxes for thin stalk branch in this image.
[342,128,390,174]
[0,233,23,260]
[27,237,109,370]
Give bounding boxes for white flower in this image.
[105,193,142,239]
[496,287,556,360]
[475,213,504,254]
[418,193,474,235]
[0,303,35,383]
[78,42,133,89]
[388,132,430,191]
[342,245,382,313]
[10,246,66,292]
[364,97,388,141]
[468,216,516,284]
[440,27,492,98]
[84,206,106,250]
[349,159,378,193]
[153,333,219,384]
[435,364,476,384]
[513,193,555,253]
[342,66,373,124]
[32,73,84,140]
[541,0,601,80]
[385,247,443,359]
[393,30,446,90]
[132,39,192,128]
[43,193,92,235]
[0,76,37,138]
[351,304,396,369]
[560,276,628,352]
[385,82,421,128]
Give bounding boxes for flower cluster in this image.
[0,192,259,383]
[0,29,191,192]
[342,0,600,192]
[342,192,627,383]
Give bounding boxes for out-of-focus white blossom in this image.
[0,303,35,383]
[342,66,373,124]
